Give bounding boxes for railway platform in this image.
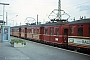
[0,35,90,60]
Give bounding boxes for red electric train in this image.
[10,18,90,51]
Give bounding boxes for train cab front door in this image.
[63,28,68,43]
[64,28,68,35]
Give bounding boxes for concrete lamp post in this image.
[0,3,9,25]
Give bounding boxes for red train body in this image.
[42,23,68,46]
[10,18,90,51]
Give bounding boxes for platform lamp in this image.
[7,15,18,26]
[0,3,9,25]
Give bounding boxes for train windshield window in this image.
[50,27,54,35]
[78,27,83,36]
[56,28,60,35]
[45,28,48,34]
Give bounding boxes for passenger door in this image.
[64,28,68,35]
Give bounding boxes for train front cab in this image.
[43,25,69,47]
[11,27,20,37]
[10,26,21,37]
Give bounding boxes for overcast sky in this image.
[0,0,90,26]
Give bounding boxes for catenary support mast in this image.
[58,0,61,20]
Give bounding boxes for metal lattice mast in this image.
[58,0,61,20]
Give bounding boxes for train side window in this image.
[15,29,17,32]
[78,27,83,36]
[56,28,60,35]
[70,27,72,36]
[33,29,36,33]
[45,28,48,34]
[21,29,24,33]
[13,29,15,32]
[31,29,33,33]
[89,27,90,37]
[21,29,22,32]
[50,27,54,35]
[14,29,16,32]
[33,29,35,33]
[28,29,30,33]
[27,29,28,33]
[23,29,24,33]
[12,29,14,32]
[37,29,39,34]
[17,29,19,32]
[30,29,32,33]
[27,29,31,33]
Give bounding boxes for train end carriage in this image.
[68,18,90,51]
[10,26,21,37]
[43,23,69,47]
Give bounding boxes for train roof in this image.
[42,21,68,26]
[11,21,68,28]
[10,26,21,28]
[10,24,43,28]
[10,18,90,28]
[68,18,90,25]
